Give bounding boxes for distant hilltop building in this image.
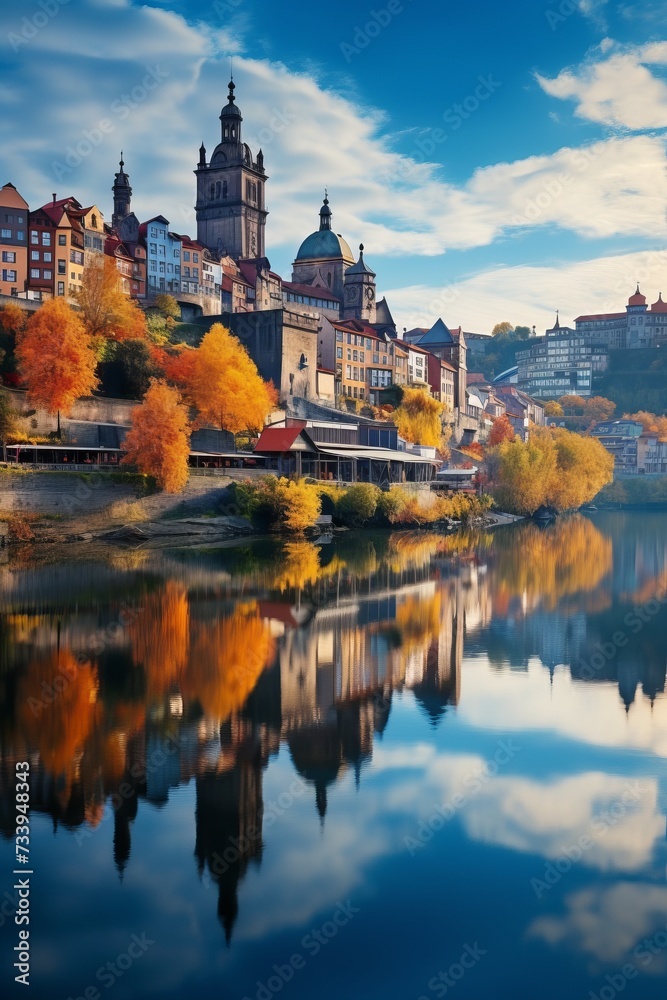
[575,285,667,351]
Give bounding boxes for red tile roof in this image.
[254,426,308,453]
[467,373,487,384]
[283,281,340,303]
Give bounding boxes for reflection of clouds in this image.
[456,773,663,872]
[460,659,667,758]
[528,883,667,970]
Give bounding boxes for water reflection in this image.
[0,512,666,996]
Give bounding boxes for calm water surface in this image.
[0,512,666,1000]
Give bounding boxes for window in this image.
[382,355,387,365]
[183,251,190,262]
[174,248,180,258]
[2,251,15,262]
[1,229,11,239]
[58,234,66,245]
[159,262,165,273]
[43,252,52,262]
[57,282,64,295]
[336,330,343,342]
[58,260,66,274]
[346,365,352,379]
[353,350,358,362]
[70,272,76,280]
[347,350,351,360]
[4,214,12,223]
[30,231,38,244]
[17,231,24,241]
[353,367,358,381]
[30,268,39,279]
[2,269,17,282]
[347,333,352,344]
[91,214,97,228]
[149,243,157,255]
[150,227,157,238]
[365,338,372,349]
[193,268,198,278]
[31,251,39,261]
[359,389,364,399]
[42,232,51,245]
[360,368,365,381]
[336,347,343,359]
[167,263,173,273]
[183,266,190,277]
[359,351,364,362]
[193,253,199,263]
[149,261,156,272]
[43,270,52,280]
[373,353,379,364]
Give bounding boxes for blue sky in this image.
[2,0,667,331]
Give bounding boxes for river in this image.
[0,512,666,999]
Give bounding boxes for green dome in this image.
[295,229,353,262]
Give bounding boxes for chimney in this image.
[52,193,56,204]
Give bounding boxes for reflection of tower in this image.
[113,783,138,880]
[412,581,463,726]
[194,727,264,943]
[618,659,641,713]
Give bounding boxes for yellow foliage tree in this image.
[185,323,277,432]
[488,426,613,514]
[121,379,191,493]
[76,255,147,343]
[393,387,446,448]
[624,411,667,441]
[15,297,99,433]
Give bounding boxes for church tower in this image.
[343,245,376,323]
[112,153,132,229]
[195,79,268,260]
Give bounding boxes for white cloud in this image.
[0,0,664,277]
[384,248,667,335]
[537,41,667,130]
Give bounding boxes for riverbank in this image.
[1,468,514,547]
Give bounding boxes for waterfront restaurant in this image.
[253,425,438,486]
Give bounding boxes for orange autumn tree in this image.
[184,324,277,433]
[15,297,99,435]
[121,380,191,492]
[76,255,147,344]
[0,302,27,337]
[182,604,275,720]
[488,413,515,447]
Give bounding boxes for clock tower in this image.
[195,79,268,260]
[342,245,376,323]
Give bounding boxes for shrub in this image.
[233,476,321,534]
[376,486,407,523]
[336,483,381,527]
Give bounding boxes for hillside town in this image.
[1,78,665,488]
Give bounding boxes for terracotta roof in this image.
[254,426,314,453]
[467,373,487,384]
[283,281,340,303]
[651,293,667,313]
[628,284,646,307]
[575,312,625,322]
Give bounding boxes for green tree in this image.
[153,294,181,321]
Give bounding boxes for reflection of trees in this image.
[270,542,321,592]
[490,515,612,610]
[130,581,189,697]
[17,650,99,779]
